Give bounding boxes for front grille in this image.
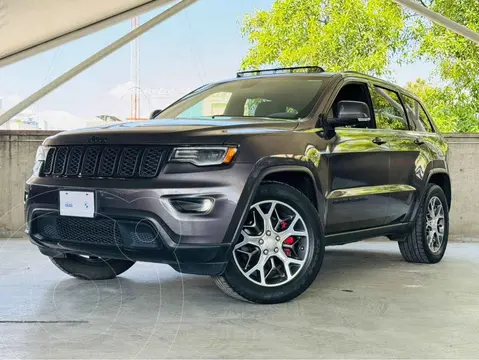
[53,147,68,175]
[36,215,161,248]
[66,147,83,175]
[118,147,141,177]
[42,146,164,178]
[139,148,163,177]
[81,147,102,176]
[98,147,120,177]
[44,148,56,174]
[38,216,122,245]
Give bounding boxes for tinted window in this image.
[370,86,408,130]
[159,77,326,120]
[402,95,434,132]
[328,83,373,128]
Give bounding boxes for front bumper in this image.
[25,163,254,275]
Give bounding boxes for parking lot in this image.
[1,238,478,358]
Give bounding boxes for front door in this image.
[324,127,391,234]
[321,81,391,235]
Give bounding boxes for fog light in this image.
[169,197,215,214]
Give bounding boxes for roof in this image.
[0,0,173,67]
[222,69,422,102]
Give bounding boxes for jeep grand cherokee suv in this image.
[25,66,451,304]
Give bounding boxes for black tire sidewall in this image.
[420,184,449,263]
[223,182,325,304]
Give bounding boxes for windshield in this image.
[158,76,326,120]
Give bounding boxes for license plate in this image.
[59,191,95,218]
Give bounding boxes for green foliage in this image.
[241,0,406,75]
[414,0,479,98]
[405,78,479,133]
[241,0,479,132]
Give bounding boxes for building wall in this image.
[0,131,477,238]
[0,131,58,237]
[444,134,479,238]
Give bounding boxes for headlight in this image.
[32,145,47,176]
[169,146,237,166]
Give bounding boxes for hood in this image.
[43,118,298,146]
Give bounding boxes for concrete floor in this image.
[1,239,479,359]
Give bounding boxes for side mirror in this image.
[149,109,163,119]
[329,100,370,127]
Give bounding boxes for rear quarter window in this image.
[402,95,434,132]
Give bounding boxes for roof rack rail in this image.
[343,70,369,76]
[236,66,325,78]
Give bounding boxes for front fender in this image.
[220,156,324,255]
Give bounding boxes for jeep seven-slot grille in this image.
[42,146,164,178]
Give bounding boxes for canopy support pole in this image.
[393,0,479,45]
[0,0,197,126]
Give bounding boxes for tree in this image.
[241,0,407,75]
[414,0,479,99]
[241,0,479,132]
[405,78,479,133]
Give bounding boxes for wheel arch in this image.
[221,161,324,269]
[261,167,321,210]
[408,168,451,224]
[426,170,451,211]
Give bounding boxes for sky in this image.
[0,0,434,120]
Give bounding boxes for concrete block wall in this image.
[0,131,477,237]
[444,134,479,237]
[0,131,58,237]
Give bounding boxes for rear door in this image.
[368,84,419,225]
[396,94,448,221]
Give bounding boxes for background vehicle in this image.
[25,66,451,304]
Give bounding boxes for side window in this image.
[328,82,373,128]
[402,95,434,132]
[370,86,409,130]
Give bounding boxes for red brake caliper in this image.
[283,235,294,257]
[281,220,294,257]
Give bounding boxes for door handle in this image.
[372,137,387,145]
[414,137,425,145]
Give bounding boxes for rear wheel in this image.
[399,184,449,264]
[213,182,325,304]
[50,254,135,280]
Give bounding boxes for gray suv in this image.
[25,67,451,304]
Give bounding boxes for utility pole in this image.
[129,16,142,120]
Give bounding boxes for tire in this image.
[213,182,325,304]
[399,184,449,264]
[50,254,135,280]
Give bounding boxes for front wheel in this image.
[213,182,325,304]
[50,254,135,280]
[399,184,449,264]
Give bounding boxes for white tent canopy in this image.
[0,0,174,67]
[0,0,477,126]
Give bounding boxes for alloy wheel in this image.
[425,196,445,254]
[233,200,309,287]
